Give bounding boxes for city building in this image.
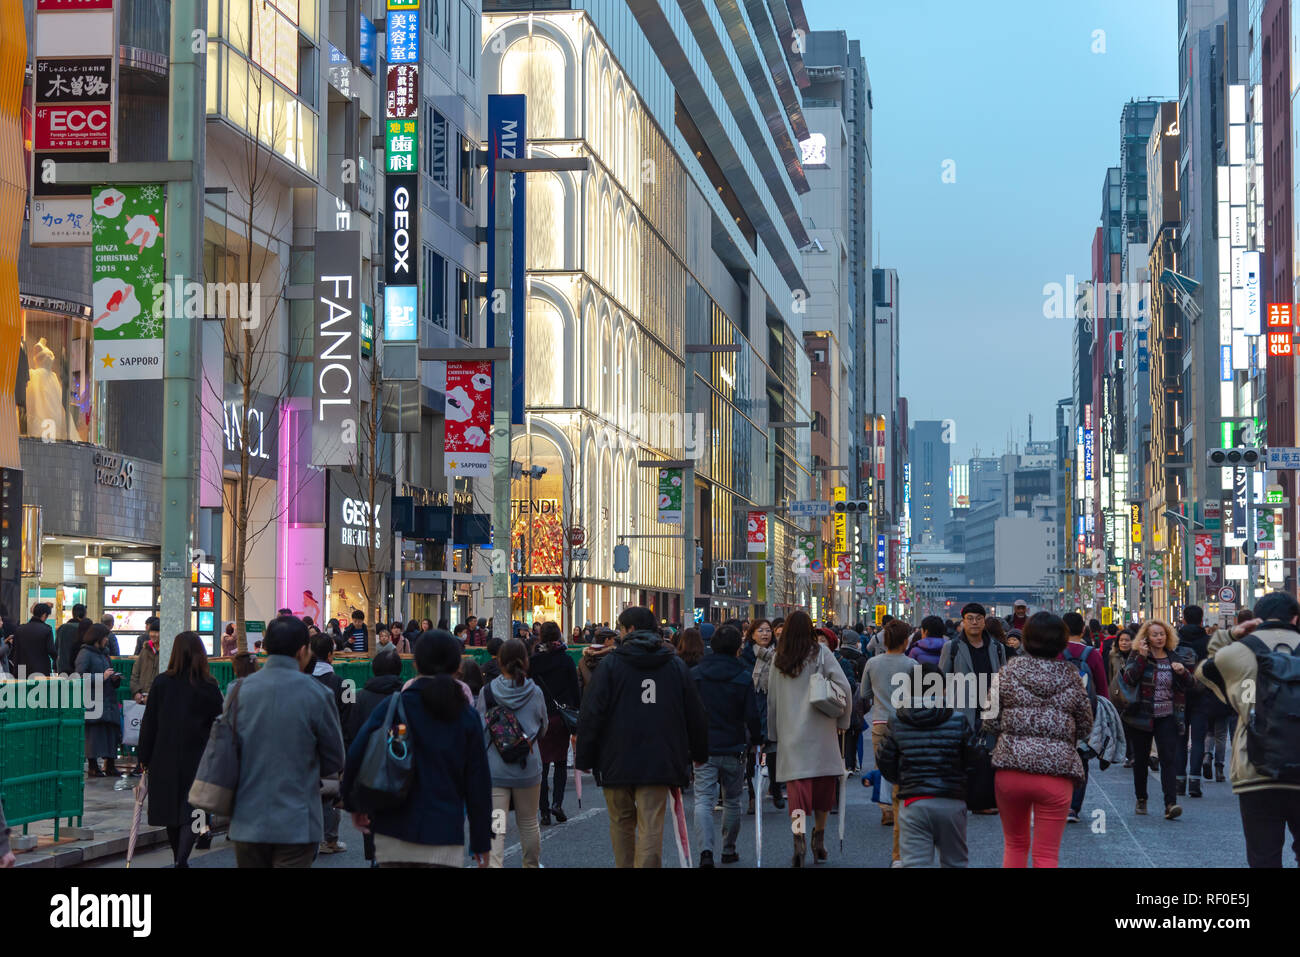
[908,420,951,548]
[481,0,818,626]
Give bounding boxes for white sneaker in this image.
[891,860,904,868]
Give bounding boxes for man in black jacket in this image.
[690,625,761,866]
[1176,604,1221,798]
[9,604,55,677]
[55,603,87,674]
[576,605,709,868]
[876,663,981,867]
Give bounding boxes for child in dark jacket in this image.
[876,663,980,868]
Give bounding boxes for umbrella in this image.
[752,756,766,869]
[838,765,850,853]
[570,739,582,808]
[668,786,691,868]
[125,770,148,868]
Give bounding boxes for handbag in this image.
[1110,662,1142,715]
[350,691,414,813]
[809,650,848,718]
[188,682,243,816]
[534,674,580,734]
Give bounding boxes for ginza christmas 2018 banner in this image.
[444,361,492,478]
[91,184,165,380]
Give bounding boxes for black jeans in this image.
[1238,789,1300,867]
[165,825,198,867]
[1129,716,1181,805]
[1071,754,1089,815]
[539,760,566,811]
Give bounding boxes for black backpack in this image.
[1239,635,1300,782]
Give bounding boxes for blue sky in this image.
[801,0,1178,463]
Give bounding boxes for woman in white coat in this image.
[766,610,852,866]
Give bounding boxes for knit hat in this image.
[819,627,839,651]
[699,622,716,641]
[840,628,861,648]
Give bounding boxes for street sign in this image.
[790,500,832,517]
[570,547,589,562]
[809,559,823,574]
[1219,586,1235,603]
[567,526,586,547]
[1265,447,1300,470]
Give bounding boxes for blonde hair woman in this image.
[1117,620,1193,820]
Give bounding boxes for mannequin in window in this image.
[25,338,69,441]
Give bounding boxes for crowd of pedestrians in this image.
[2,594,1298,871]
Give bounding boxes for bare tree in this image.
[199,54,308,654]
[339,356,388,653]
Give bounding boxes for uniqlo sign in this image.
[1267,303,1293,328]
[34,103,111,150]
[1268,330,1292,357]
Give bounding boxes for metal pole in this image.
[490,168,513,636]
[683,362,695,625]
[158,0,205,664]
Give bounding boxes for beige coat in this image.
[765,643,852,782]
[1196,624,1300,794]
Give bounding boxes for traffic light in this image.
[1207,448,1262,466]
[714,564,728,590]
[613,544,630,573]
[833,500,871,514]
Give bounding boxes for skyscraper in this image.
[908,421,951,548]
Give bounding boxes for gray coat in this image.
[765,643,852,782]
[938,632,1007,724]
[476,675,548,788]
[1086,695,1127,768]
[74,643,122,728]
[227,654,345,845]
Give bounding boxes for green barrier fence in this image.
[0,678,86,840]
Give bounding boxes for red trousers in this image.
[993,769,1073,868]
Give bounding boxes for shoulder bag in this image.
[809,648,848,719]
[351,691,415,812]
[188,682,243,816]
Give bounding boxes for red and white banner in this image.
[836,554,851,582]
[746,511,767,553]
[444,361,492,478]
[37,0,113,9]
[34,103,111,150]
[1194,532,1213,576]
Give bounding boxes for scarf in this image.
[751,643,774,694]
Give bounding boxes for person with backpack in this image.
[530,621,581,825]
[476,637,548,867]
[575,606,709,868]
[1118,619,1194,820]
[1196,591,1300,867]
[1176,604,1226,799]
[343,631,493,868]
[985,612,1093,867]
[907,616,948,667]
[1059,612,1108,823]
[690,624,761,866]
[876,662,981,867]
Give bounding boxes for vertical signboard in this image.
[31,1,116,245]
[833,485,847,552]
[487,94,527,424]
[311,230,361,466]
[383,0,419,350]
[383,173,418,341]
[92,184,165,378]
[792,534,814,577]
[657,468,682,525]
[444,361,492,477]
[746,511,767,552]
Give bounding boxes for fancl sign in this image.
[311,231,362,466]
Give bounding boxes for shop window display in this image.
[17,310,95,443]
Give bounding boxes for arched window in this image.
[599,67,612,161]
[600,193,612,287]
[585,52,598,145]
[584,302,598,408]
[600,319,613,419]
[526,297,564,406]
[627,214,640,308]
[615,216,625,303]
[585,178,598,277]
[627,100,641,204]
[613,322,626,428]
[528,171,564,269]
[501,36,566,138]
[614,91,626,188]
